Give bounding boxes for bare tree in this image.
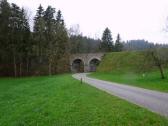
[68,24,81,36]
[145,48,168,79]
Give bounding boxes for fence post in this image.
[81,78,83,84]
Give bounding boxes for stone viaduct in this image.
[70,53,105,73]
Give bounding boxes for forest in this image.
[0,0,69,76]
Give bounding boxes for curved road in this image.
[72,73,168,117]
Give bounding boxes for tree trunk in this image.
[19,55,22,77]
[49,56,52,75]
[158,64,165,79]
[13,54,17,77]
[26,57,29,76]
[151,51,165,79]
[19,62,22,77]
[49,62,52,76]
[39,34,42,63]
[40,47,42,63]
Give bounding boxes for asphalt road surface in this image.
[72,73,168,117]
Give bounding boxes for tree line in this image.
[70,34,168,54]
[70,27,168,53]
[0,0,69,76]
[123,40,168,51]
[70,27,123,53]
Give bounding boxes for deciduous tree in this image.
[145,48,168,79]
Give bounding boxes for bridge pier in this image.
[84,64,89,72]
[70,53,104,73]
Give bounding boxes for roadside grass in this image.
[90,70,168,92]
[0,75,168,125]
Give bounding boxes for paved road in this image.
[72,73,168,117]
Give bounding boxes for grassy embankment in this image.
[0,75,168,125]
[90,51,168,92]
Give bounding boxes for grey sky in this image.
[8,0,168,43]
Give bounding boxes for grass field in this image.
[0,75,168,125]
[90,70,168,92]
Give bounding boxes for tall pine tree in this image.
[9,4,31,76]
[54,10,69,73]
[115,34,123,52]
[101,27,113,52]
[44,6,56,75]
[18,8,31,76]
[9,3,22,77]
[0,0,11,62]
[33,4,45,62]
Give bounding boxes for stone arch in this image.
[71,58,84,73]
[70,53,104,72]
[88,58,101,72]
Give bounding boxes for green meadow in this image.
[0,75,168,125]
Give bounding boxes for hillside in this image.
[97,51,146,73]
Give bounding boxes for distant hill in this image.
[123,40,168,51]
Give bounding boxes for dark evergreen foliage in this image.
[69,35,101,53]
[115,34,123,52]
[33,4,45,62]
[0,1,69,76]
[101,27,114,52]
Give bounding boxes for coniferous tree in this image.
[115,34,123,52]
[19,8,31,76]
[0,0,11,63]
[33,4,45,62]
[54,10,69,73]
[44,6,56,75]
[9,3,22,77]
[9,4,31,76]
[101,27,113,52]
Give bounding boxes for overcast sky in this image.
[8,0,168,43]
